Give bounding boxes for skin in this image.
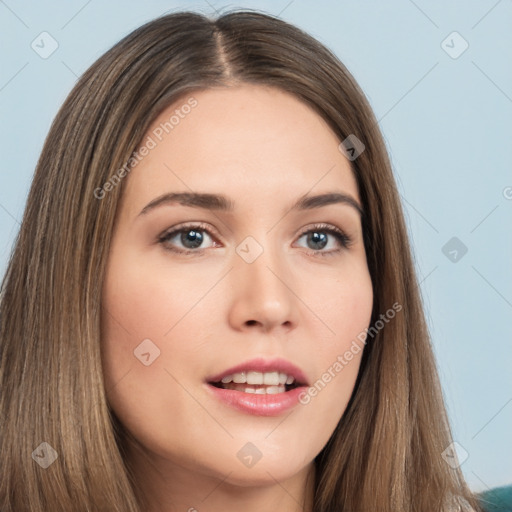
[101,84,373,512]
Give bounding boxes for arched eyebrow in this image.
[138,191,363,217]
[295,192,363,217]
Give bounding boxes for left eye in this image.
[295,226,350,253]
[158,223,351,255]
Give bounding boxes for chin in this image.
[215,461,310,488]
[204,443,314,486]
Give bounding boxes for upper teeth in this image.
[220,371,295,386]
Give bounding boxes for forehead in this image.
[121,84,359,215]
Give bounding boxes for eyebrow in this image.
[138,191,363,217]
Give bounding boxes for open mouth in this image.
[209,371,302,394]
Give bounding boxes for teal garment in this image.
[478,485,512,512]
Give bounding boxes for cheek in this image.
[99,257,207,459]
[100,248,219,415]
[305,256,373,348]
[336,274,373,344]
[298,261,372,413]
[101,247,217,353]
[100,250,175,400]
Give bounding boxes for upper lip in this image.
[206,357,309,386]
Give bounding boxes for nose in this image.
[227,242,299,334]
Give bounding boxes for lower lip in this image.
[205,383,307,416]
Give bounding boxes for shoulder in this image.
[476,485,512,512]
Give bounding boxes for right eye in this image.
[158,223,221,255]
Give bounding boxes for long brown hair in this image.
[0,9,481,511]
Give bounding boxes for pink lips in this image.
[205,357,309,417]
[205,357,309,385]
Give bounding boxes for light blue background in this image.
[1,0,511,492]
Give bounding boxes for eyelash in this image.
[158,222,353,257]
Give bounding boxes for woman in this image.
[0,9,482,512]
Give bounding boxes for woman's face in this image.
[101,84,373,488]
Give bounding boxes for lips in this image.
[214,371,296,395]
[206,357,309,392]
[205,358,310,416]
